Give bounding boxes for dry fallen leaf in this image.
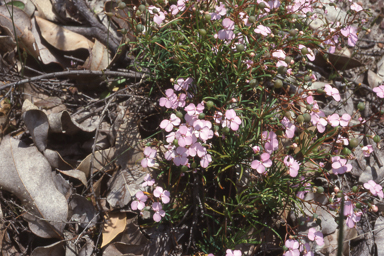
[367,69,384,89]
[84,39,110,71]
[0,5,39,58]
[103,242,144,256]
[31,240,65,256]
[0,136,68,238]
[35,16,93,52]
[31,17,67,66]
[313,51,363,70]
[30,0,58,21]
[77,148,116,178]
[69,194,97,229]
[101,212,127,248]
[58,169,87,186]
[1,0,36,17]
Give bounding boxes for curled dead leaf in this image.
[35,16,93,52]
[101,212,127,248]
[0,6,39,58]
[0,136,68,238]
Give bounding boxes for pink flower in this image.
[324,31,339,54]
[340,26,358,47]
[153,186,171,204]
[169,5,179,15]
[310,102,327,133]
[343,199,362,228]
[200,153,212,168]
[284,155,300,177]
[298,44,315,61]
[296,182,311,199]
[336,135,349,146]
[300,243,314,256]
[351,2,363,12]
[364,180,384,198]
[312,115,327,133]
[148,6,165,25]
[189,142,207,157]
[254,25,271,36]
[169,0,186,15]
[284,239,300,256]
[373,85,384,98]
[184,103,204,116]
[251,152,272,174]
[252,145,261,154]
[176,125,194,147]
[159,89,177,109]
[142,174,155,187]
[346,210,362,228]
[173,146,188,166]
[362,145,373,157]
[160,114,181,132]
[174,77,193,91]
[185,113,198,126]
[223,109,241,131]
[268,0,280,9]
[287,0,313,15]
[173,93,187,109]
[214,111,223,124]
[327,113,351,127]
[210,2,227,20]
[193,120,213,142]
[324,84,340,101]
[272,50,288,67]
[276,60,288,68]
[272,49,286,59]
[141,147,157,168]
[243,59,254,69]
[131,191,148,210]
[331,156,352,174]
[239,12,252,26]
[152,202,165,222]
[281,117,295,138]
[226,249,242,256]
[164,144,176,160]
[262,131,279,154]
[218,18,235,41]
[308,228,324,246]
[306,94,314,104]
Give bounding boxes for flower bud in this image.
[176,111,183,119]
[357,102,365,111]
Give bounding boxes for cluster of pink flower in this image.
[162,101,213,168]
[305,86,351,133]
[322,1,362,53]
[250,131,301,177]
[131,174,171,222]
[328,179,383,229]
[283,228,324,256]
[157,76,243,169]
